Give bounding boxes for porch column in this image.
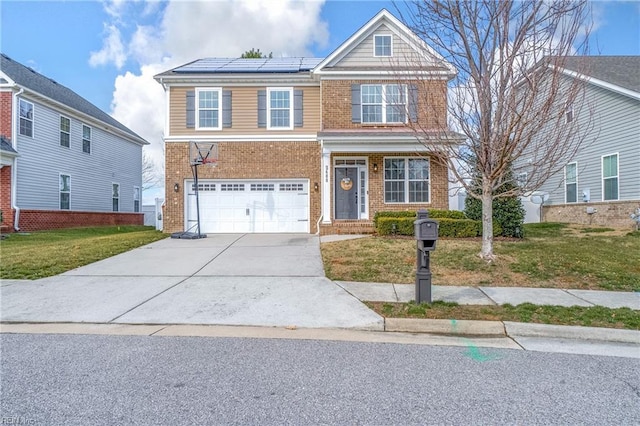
[321,147,332,224]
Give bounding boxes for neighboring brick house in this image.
[0,53,148,232]
[155,9,462,235]
[523,56,640,227]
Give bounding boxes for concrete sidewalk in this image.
[335,281,640,310]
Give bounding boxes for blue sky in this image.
[1,0,639,201]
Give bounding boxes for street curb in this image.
[503,322,640,344]
[383,318,640,344]
[384,318,506,337]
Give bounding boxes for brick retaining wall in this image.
[542,200,640,229]
[16,210,144,231]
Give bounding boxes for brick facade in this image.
[16,210,144,232]
[543,201,640,229]
[164,141,322,234]
[0,91,12,139]
[0,166,14,232]
[321,79,447,129]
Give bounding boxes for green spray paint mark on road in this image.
[450,319,502,362]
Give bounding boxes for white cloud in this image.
[89,24,127,69]
[100,0,328,201]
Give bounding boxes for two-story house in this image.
[0,53,148,232]
[155,9,461,235]
[531,56,640,227]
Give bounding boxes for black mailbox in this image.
[414,218,438,251]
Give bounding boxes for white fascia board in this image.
[0,70,15,87]
[556,67,640,101]
[322,139,459,153]
[164,134,319,142]
[315,71,452,80]
[18,87,149,146]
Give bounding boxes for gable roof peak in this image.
[313,8,456,76]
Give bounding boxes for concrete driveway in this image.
[1,234,383,330]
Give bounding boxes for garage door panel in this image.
[186,180,309,233]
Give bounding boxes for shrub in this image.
[465,195,524,238]
[373,209,466,227]
[376,216,501,237]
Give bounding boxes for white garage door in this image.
[186,180,310,233]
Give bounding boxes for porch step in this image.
[320,220,375,236]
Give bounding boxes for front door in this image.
[335,167,358,219]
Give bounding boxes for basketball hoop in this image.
[171,141,219,240]
[189,141,218,167]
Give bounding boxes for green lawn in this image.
[0,226,168,279]
[321,223,640,292]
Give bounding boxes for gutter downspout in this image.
[11,87,23,231]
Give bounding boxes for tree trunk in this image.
[480,179,495,261]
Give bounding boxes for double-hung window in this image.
[565,163,577,203]
[565,102,574,124]
[602,154,618,201]
[362,84,407,124]
[268,88,293,129]
[60,116,70,147]
[374,34,392,57]
[196,88,221,130]
[112,183,120,212]
[82,125,91,153]
[133,186,140,213]
[384,157,430,203]
[60,174,70,210]
[19,99,34,137]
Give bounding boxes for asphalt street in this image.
[2,333,639,425]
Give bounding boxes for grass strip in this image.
[366,301,640,330]
[0,226,168,279]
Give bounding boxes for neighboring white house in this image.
[0,53,148,231]
[531,56,640,228]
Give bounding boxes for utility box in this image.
[414,210,438,304]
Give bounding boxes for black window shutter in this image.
[294,90,303,127]
[186,90,195,128]
[409,84,418,123]
[257,90,266,128]
[351,84,361,123]
[222,90,232,128]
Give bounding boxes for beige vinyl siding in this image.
[330,24,424,69]
[169,86,321,136]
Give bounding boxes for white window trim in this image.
[82,124,92,154]
[564,162,578,204]
[196,87,222,131]
[383,157,431,204]
[267,87,294,130]
[373,34,393,57]
[601,153,619,201]
[59,173,71,210]
[133,186,141,213]
[565,102,574,124]
[361,84,408,125]
[60,115,71,148]
[112,182,120,212]
[19,98,34,138]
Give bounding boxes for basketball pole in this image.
[193,162,202,238]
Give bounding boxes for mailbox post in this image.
[414,209,438,303]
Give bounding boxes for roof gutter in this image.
[11,87,23,231]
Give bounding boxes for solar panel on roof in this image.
[173,57,324,73]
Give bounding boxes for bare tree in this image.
[142,150,164,191]
[400,0,593,260]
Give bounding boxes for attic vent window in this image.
[374,34,392,57]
